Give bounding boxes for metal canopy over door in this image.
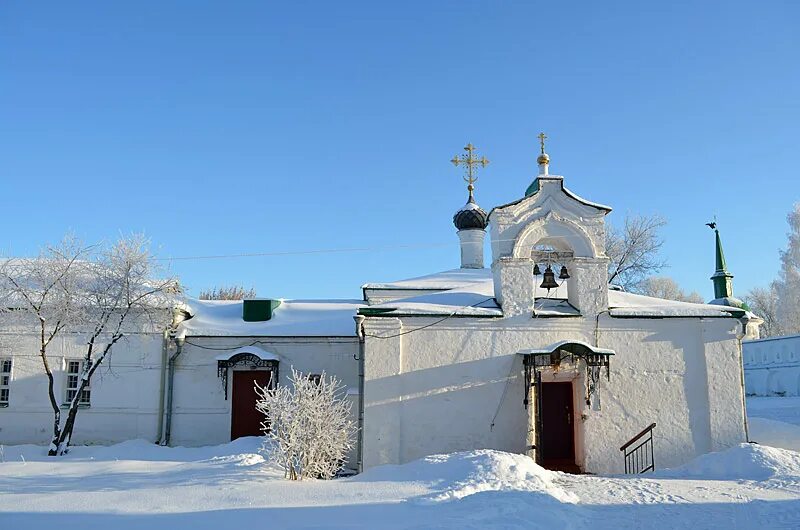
[540,381,577,473]
[231,370,271,440]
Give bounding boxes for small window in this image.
[65,360,91,406]
[0,358,11,407]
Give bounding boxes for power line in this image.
[155,242,455,262]
[151,236,541,262]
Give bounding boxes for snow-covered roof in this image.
[362,273,751,319]
[362,280,501,317]
[181,298,364,337]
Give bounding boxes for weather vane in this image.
[451,143,489,201]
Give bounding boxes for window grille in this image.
[0,358,11,407]
[65,360,91,406]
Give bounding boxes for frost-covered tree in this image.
[199,285,257,300]
[606,214,668,291]
[0,235,179,455]
[636,276,704,303]
[255,368,355,480]
[774,203,800,335]
[744,284,781,338]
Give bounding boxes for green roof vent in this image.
[242,299,281,322]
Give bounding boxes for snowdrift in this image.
[353,449,578,504]
[657,442,800,481]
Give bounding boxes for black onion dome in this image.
[453,199,489,230]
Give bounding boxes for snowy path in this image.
[2,438,800,529]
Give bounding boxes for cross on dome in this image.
[451,143,489,201]
[536,132,550,175]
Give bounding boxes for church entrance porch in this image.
[540,382,578,473]
[519,341,614,473]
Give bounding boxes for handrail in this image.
[620,423,657,474]
[620,422,656,451]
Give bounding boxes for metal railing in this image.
[620,423,656,474]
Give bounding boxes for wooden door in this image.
[231,370,271,440]
[540,382,576,471]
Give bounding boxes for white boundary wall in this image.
[744,334,800,396]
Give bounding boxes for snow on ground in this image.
[2,436,800,529]
[747,396,800,452]
[748,396,800,427]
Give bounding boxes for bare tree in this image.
[0,234,179,455]
[775,203,800,335]
[606,214,668,290]
[744,284,781,338]
[256,368,355,480]
[636,276,704,303]
[199,285,257,300]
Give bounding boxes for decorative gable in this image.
[488,174,612,318]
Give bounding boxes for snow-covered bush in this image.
[255,368,356,480]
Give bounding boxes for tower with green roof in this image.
[708,223,745,308]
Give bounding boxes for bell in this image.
[559,265,570,280]
[533,263,541,276]
[539,265,559,290]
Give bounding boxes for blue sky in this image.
[1,1,798,300]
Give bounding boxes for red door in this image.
[231,370,271,440]
[540,382,577,472]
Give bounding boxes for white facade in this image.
[359,167,755,474]
[0,301,362,452]
[743,334,800,396]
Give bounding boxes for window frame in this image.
[64,359,91,407]
[0,358,11,407]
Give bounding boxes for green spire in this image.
[710,228,734,301]
[714,229,727,272]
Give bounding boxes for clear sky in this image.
[1,1,798,300]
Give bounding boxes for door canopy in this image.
[216,345,279,400]
[519,340,614,410]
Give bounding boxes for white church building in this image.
[0,141,760,474]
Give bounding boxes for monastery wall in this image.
[743,334,800,396]
[362,314,747,474]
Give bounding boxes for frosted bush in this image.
[255,367,355,480]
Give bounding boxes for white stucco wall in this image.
[0,331,359,458]
[169,336,359,449]
[0,332,164,445]
[362,313,748,474]
[743,334,800,396]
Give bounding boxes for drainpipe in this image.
[354,314,366,473]
[156,308,187,445]
[164,334,185,446]
[155,329,170,444]
[736,318,750,442]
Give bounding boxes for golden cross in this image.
[538,132,547,155]
[451,143,489,196]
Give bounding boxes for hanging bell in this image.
[559,265,570,280]
[539,265,559,290]
[533,263,541,276]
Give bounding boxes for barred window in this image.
[0,358,11,406]
[65,360,91,406]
